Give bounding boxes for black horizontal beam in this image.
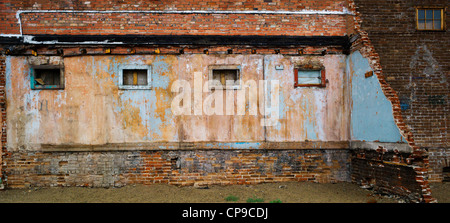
[2,34,350,48]
[0,36,23,45]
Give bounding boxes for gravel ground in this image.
[0,181,448,203]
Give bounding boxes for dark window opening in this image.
[31,66,64,90]
[443,167,450,182]
[208,65,242,90]
[212,69,239,86]
[35,69,60,86]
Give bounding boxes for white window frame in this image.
[118,64,152,90]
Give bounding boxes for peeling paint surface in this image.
[348,51,405,143]
[264,54,349,142]
[7,55,179,149]
[177,54,265,142]
[5,53,402,150]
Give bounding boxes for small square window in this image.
[416,8,445,31]
[123,69,148,86]
[119,65,152,90]
[31,65,64,90]
[294,68,326,88]
[208,65,241,90]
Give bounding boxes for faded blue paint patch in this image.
[118,89,163,140]
[151,56,171,89]
[88,56,176,141]
[278,90,286,120]
[263,55,284,130]
[205,142,262,149]
[5,57,43,145]
[5,56,12,94]
[300,97,318,140]
[348,51,405,143]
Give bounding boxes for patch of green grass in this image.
[224,195,239,202]
[246,196,264,203]
[269,199,282,203]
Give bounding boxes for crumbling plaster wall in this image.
[3,53,354,188]
[6,54,351,149]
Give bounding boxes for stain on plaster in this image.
[5,52,399,150]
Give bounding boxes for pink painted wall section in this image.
[5,54,350,151]
[264,54,349,142]
[177,54,265,142]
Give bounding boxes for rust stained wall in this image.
[6,54,350,150]
[177,54,266,142]
[6,55,179,148]
[264,54,349,142]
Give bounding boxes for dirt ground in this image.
[0,181,448,203]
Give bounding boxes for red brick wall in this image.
[346,0,438,202]
[0,55,4,181]
[352,0,449,149]
[19,13,347,36]
[351,0,449,185]
[3,149,350,188]
[351,149,423,202]
[1,0,444,203]
[1,0,351,36]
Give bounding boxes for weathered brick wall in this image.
[1,0,351,36]
[351,149,423,202]
[0,0,442,203]
[352,0,449,183]
[3,149,350,188]
[0,55,4,182]
[19,13,348,36]
[428,148,450,182]
[346,0,436,202]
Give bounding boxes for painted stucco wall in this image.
[6,54,350,150]
[347,51,405,143]
[264,54,349,142]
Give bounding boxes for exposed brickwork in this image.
[348,0,438,202]
[3,149,350,188]
[0,55,5,183]
[0,0,445,203]
[428,148,450,182]
[351,149,422,202]
[19,13,348,36]
[351,0,449,185]
[1,0,350,36]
